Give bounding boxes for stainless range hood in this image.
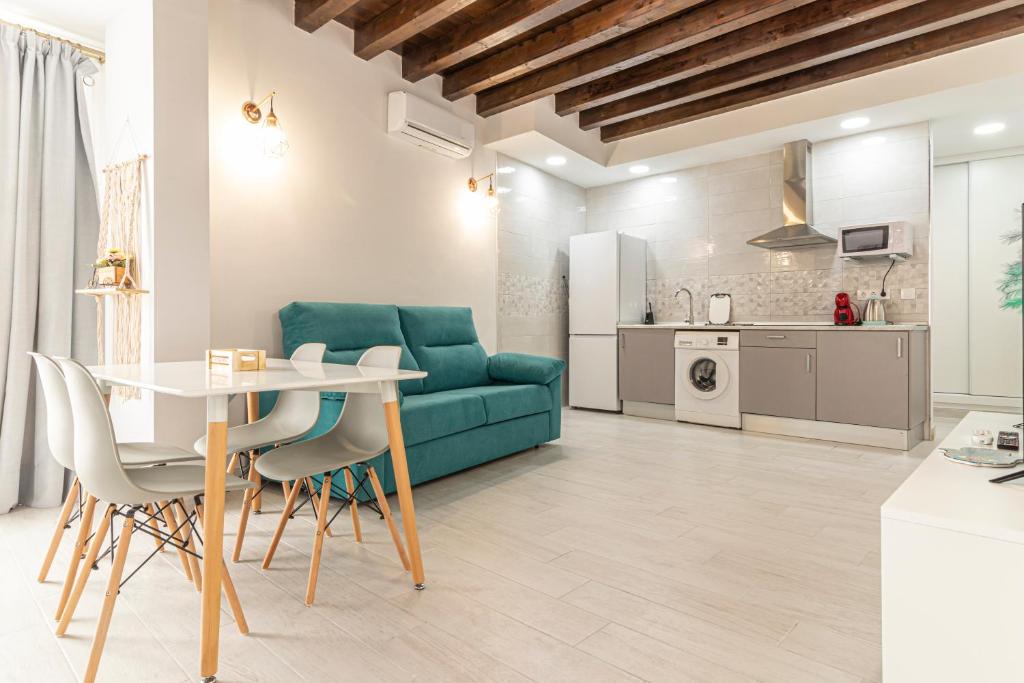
[747,140,837,249]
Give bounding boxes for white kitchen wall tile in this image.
[710,187,771,215]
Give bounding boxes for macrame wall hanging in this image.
[95,154,146,398]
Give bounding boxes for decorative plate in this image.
[941,447,1024,468]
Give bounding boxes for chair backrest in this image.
[57,358,146,505]
[28,353,75,471]
[330,346,401,456]
[269,342,326,435]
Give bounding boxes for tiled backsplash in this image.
[495,155,586,395]
[586,123,931,323]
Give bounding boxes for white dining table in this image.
[87,358,428,682]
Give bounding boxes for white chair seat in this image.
[127,465,254,499]
[255,439,374,483]
[193,417,310,457]
[120,442,205,467]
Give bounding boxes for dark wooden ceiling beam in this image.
[402,0,589,82]
[474,0,813,117]
[600,5,1024,141]
[581,0,1018,129]
[354,0,477,60]
[557,0,921,117]
[295,0,362,32]
[442,0,700,101]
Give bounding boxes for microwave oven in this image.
[837,222,913,260]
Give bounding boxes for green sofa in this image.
[264,302,565,497]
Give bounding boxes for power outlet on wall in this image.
[856,290,890,300]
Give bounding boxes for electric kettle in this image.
[862,295,887,325]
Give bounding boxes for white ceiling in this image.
[0,0,126,46]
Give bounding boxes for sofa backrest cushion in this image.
[279,302,424,395]
[398,306,489,393]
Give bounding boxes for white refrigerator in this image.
[568,231,647,411]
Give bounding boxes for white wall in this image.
[586,123,931,324]
[207,0,498,362]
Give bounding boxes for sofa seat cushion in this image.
[398,391,486,446]
[398,306,489,393]
[449,383,553,425]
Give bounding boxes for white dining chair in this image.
[56,357,255,683]
[237,346,410,606]
[28,353,205,619]
[193,342,325,540]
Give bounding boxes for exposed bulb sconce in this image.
[242,91,289,159]
[468,173,500,212]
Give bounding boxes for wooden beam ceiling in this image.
[315,0,1024,143]
[580,0,1018,129]
[600,5,1024,141]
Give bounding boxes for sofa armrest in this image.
[488,352,566,385]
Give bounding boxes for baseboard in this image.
[741,414,924,450]
[622,401,675,421]
[933,393,1023,410]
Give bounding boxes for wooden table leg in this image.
[200,395,228,681]
[381,381,425,589]
[246,392,262,513]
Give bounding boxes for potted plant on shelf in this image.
[92,248,129,287]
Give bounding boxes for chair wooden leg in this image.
[306,477,333,538]
[281,480,291,500]
[56,504,114,635]
[262,478,303,570]
[233,473,257,563]
[38,477,80,582]
[305,473,333,606]
[196,504,249,635]
[159,500,194,583]
[343,469,362,542]
[178,500,202,592]
[251,452,263,513]
[83,510,135,683]
[144,504,163,552]
[367,467,410,571]
[55,494,97,620]
[226,452,239,475]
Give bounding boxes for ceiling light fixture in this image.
[840,116,870,130]
[973,121,1006,135]
[629,164,650,174]
[545,155,567,166]
[242,90,289,158]
[496,166,516,174]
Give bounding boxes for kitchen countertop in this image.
[617,322,929,331]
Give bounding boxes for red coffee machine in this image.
[833,292,860,325]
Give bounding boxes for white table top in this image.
[882,411,1024,543]
[87,359,427,397]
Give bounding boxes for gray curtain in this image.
[0,25,100,513]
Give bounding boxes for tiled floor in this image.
[0,409,952,682]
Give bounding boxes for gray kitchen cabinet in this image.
[816,331,916,429]
[740,347,817,420]
[618,328,675,405]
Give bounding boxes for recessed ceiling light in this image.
[545,155,567,166]
[840,116,870,130]
[660,176,678,184]
[496,166,515,174]
[629,164,650,174]
[973,121,1006,136]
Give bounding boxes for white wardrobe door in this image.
[968,155,1024,398]
[931,164,970,394]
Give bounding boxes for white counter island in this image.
[881,411,1024,682]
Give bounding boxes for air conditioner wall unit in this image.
[387,91,475,159]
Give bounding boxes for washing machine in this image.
[674,331,740,428]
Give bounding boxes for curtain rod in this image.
[1,18,105,64]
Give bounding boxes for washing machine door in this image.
[682,352,731,400]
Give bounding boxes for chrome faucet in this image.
[673,288,693,325]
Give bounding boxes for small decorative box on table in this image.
[206,349,267,373]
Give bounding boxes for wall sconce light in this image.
[468,173,499,212]
[242,91,289,159]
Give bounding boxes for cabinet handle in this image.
[766,335,786,340]
[897,337,903,358]
[620,334,625,350]
[806,353,812,373]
